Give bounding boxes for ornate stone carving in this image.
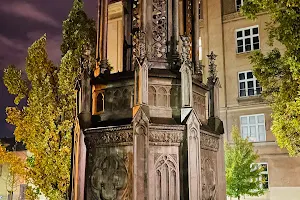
[180,35,192,65]
[91,155,128,200]
[133,109,149,135]
[201,155,217,200]
[149,131,183,143]
[104,86,134,112]
[155,154,179,200]
[152,0,167,59]
[85,130,133,148]
[133,31,146,62]
[200,132,219,151]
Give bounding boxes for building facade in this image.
[199,0,300,200]
[101,0,300,200]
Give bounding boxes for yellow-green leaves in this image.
[243,0,300,156]
[3,65,28,105]
[225,126,265,199]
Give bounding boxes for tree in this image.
[2,0,96,199]
[225,126,265,200]
[241,1,300,156]
[61,0,96,60]
[0,144,27,200]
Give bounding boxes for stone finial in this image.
[207,51,217,80]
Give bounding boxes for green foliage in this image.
[241,0,300,156]
[3,0,96,199]
[225,126,265,200]
[61,0,96,60]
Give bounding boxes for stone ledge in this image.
[237,95,264,105]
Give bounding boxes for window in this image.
[236,26,260,53]
[199,37,202,61]
[240,114,266,142]
[96,93,104,113]
[238,71,262,97]
[259,163,269,189]
[236,0,244,11]
[251,163,269,189]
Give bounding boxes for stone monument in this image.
[70,0,226,199]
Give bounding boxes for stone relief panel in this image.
[201,150,217,200]
[91,155,127,200]
[149,130,183,143]
[154,154,179,200]
[151,0,167,60]
[200,131,219,152]
[86,148,133,200]
[193,93,206,121]
[148,85,171,107]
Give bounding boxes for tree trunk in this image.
[7,191,13,200]
[238,196,240,200]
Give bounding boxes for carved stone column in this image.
[180,36,193,122]
[180,110,202,200]
[132,108,149,200]
[100,0,109,72]
[78,44,92,129]
[123,0,133,71]
[171,0,181,68]
[192,0,199,74]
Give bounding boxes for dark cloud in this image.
[0,0,98,137]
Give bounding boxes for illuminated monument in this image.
[71,0,225,199]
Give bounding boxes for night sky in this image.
[0,0,98,137]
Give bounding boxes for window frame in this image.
[236,0,244,11]
[236,25,260,53]
[258,162,269,189]
[240,114,266,142]
[238,70,262,97]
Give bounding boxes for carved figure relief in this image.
[152,0,167,59]
[201,155,217,200]
[91,155,128,200]
[155,154,179,200]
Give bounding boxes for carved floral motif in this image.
[200,132,219,151]
[149,131,183,143]
[85,130,133,148]
[152,0,167,59]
